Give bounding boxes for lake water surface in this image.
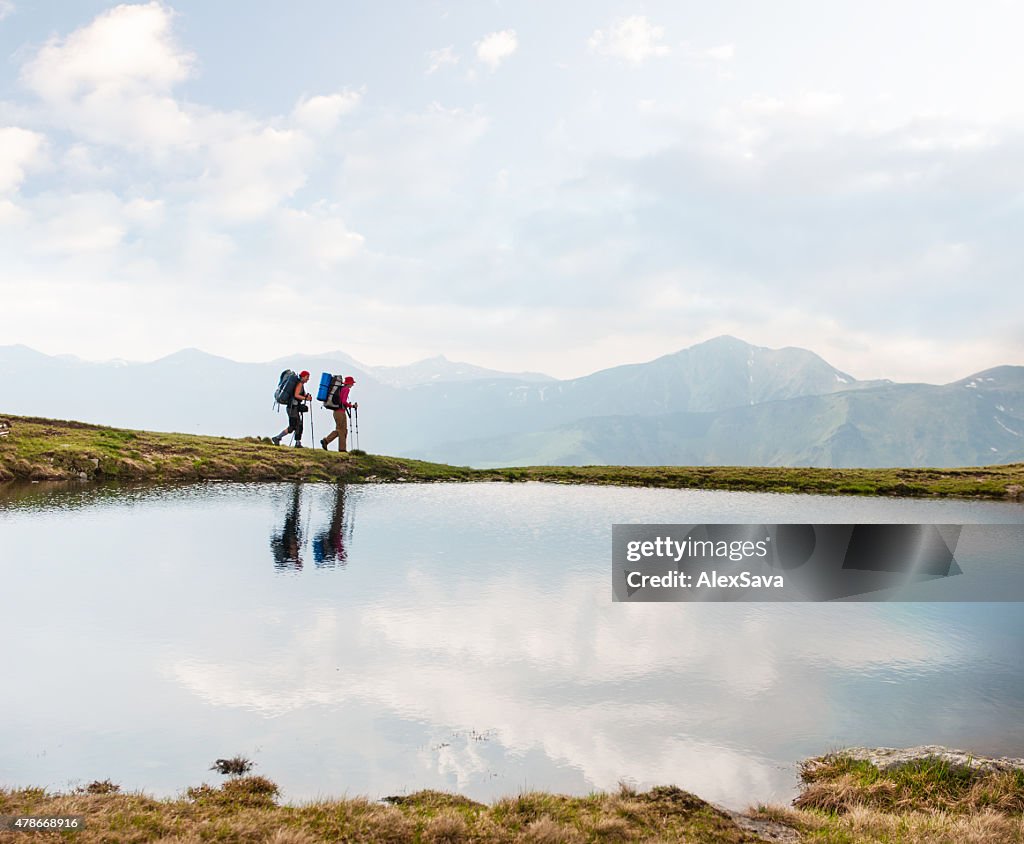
[1,481,1023,810]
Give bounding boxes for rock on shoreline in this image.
[833,745,1024,774]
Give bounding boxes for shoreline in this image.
[2,748,1022,843]
[2,414,1023,501]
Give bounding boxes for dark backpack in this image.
[274,369,299,405]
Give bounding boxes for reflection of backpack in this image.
[322,374,345,410]
[274,370,299,405]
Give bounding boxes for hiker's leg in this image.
[286,407,303,443]
[323,410,338,445]
[336,408,348,451]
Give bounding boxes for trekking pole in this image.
[309,398,315,446]
[354,405,360,450]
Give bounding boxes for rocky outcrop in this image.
[836,745,1024,774]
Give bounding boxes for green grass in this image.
[0,780,764,843]
[5,760,1023,843]
[1,413,1023,501]
[749,752,1024,842]
[794,753,1024,815]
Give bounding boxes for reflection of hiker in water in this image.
[270,484,304,571]
[313,484,350,568]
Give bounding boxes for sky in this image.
[1,1,1022,383]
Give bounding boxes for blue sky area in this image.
[1,1,1021,381]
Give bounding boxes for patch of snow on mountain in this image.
[995,417,1022,437]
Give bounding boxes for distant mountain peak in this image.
[695,334,753,348]
[154,348,235,365]
[369,355,554,388]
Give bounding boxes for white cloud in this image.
[61,143,114,181]
[426,45,459,74]
[0,1,14,22]
[0,199,25,225]
[22,2,191,98]
[340,103,489,205]
[276,206,365,269]
[705,43,735,61]
[588,16,670,64]
[200,127,313,221]
[475,29,518,70]
[20,1,195,149]
[41,193,126,254]
[292,90,361,134]
[123,196,164,226]
[5,191,167,260]
[0,126,46,192]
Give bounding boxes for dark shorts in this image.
[287,404,304,437]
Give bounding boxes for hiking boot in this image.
[320,438,328,451]
[271,436,281,446]
[294,442,304,448]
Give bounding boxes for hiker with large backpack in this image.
[320,375,357,452]
[271,370,313,447]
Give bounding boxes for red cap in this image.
[344,375,355,385]
[299,370,310,379]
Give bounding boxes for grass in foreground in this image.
[0,780,766,843]
[4,755,1024,843]
[753,752,1024,843]
[0,413,1023,501]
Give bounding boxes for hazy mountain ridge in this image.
[423,375,1024,468]
[1,338,1020,468]
[382,336,890,451]
[368,355,555,387]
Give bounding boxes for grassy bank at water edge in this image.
[1,414,1023,499]
[2,750,1023,842]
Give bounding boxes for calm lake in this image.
[1,481,1023,810]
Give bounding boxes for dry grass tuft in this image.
[591,815,634,841]
[185,775,280,809]
[422,809,469,843]
[266,828,322,844]
[516,816,584,843]
[382,789,484,810]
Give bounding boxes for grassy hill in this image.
[0,414,1022,500]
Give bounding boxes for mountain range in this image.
[1,337,1021,468]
